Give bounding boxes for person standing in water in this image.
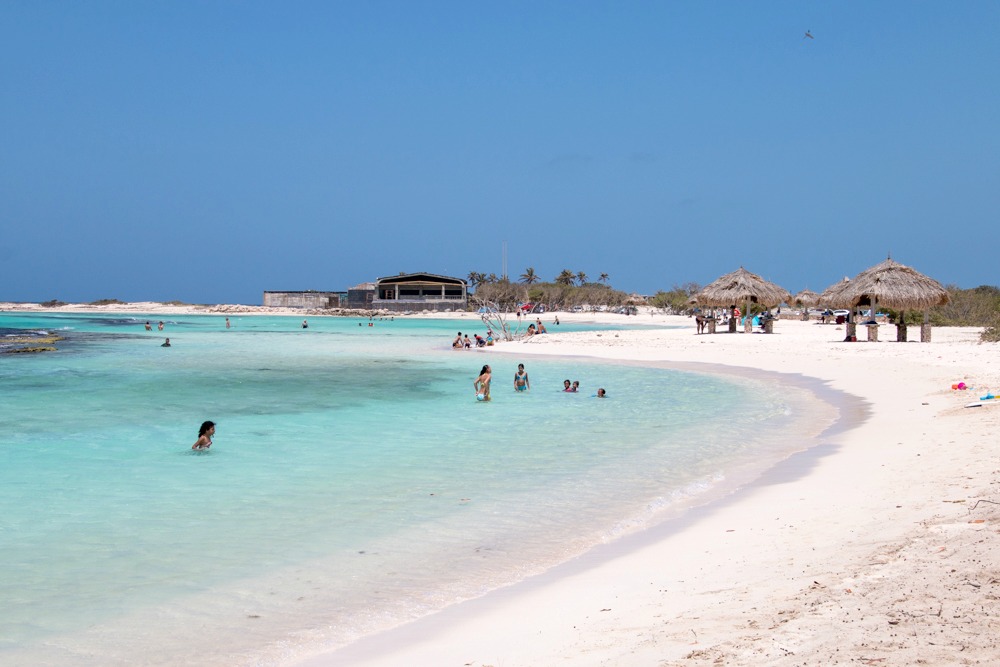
[192,421,215,450]
[474,364,492,401]
[514,363,530,392]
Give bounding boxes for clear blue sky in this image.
[3,1,998,304]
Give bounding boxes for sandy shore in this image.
[294,312,999,666]
[6,303,1000,664]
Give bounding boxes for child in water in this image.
[514,364,530,392]
[192,421,215,450]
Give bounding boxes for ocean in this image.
[0,312,831,665]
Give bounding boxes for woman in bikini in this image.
[514,364,530,392]
[474,365,492,401]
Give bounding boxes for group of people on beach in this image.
[453,330,495,349]
[474,363,605,401]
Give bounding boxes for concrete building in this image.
[345,282,376,310]
[372,273,468,312]
[262,291,343,309]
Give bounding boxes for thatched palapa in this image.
[791,289,820,308]
[695,267,791,308]
[822,258,949,342]
[819,277,853,309]
[841,258,950,311]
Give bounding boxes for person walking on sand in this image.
[514,363,530,392]
[192,421,215,450]
[474,364,492,401]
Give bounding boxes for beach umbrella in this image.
[695,267,791,333]
[839,258,950,341]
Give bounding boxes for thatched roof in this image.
[819,277,854,309]
[694,267,791,308]
[839,258,950,311]
[791,289,820,307]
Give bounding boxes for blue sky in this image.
[2,1,998,304]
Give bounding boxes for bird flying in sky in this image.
[804,30,814,39]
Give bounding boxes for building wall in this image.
[346,288,375,309]
[262,292,342,309]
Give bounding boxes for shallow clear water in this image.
[0,312,828,665]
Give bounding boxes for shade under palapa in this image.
[694,267,791,308]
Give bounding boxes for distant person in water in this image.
[563,379,572,392]
[474,364,492,401]
[225,317,230,329]
[192,421,215,450]
[570,380,579,392]
[596,388,606,398]
[514,363,530,392]
[302,320,308,329]
[161,338,171,347]
[158,321,164,331]
[453,332,463,348]
[144,321,152,331]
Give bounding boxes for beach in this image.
[292,311,1000,666]
[4,302,1000,666]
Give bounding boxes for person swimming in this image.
[596,388,606,398]
[563,379,572,392]
[192,421,215,450]
[514,364,530,392]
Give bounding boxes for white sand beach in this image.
[6,302,999,665]
[294,312,1000,666]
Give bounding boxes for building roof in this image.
[375,272,466,286]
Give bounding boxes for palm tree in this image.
[577,271,588,285]
[466,271,486,288]
[599,273,609,285]
[520,267,538,285]
[555,269,576,286]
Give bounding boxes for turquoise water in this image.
[0,312,826,666]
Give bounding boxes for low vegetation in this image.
[469,269,630,312]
